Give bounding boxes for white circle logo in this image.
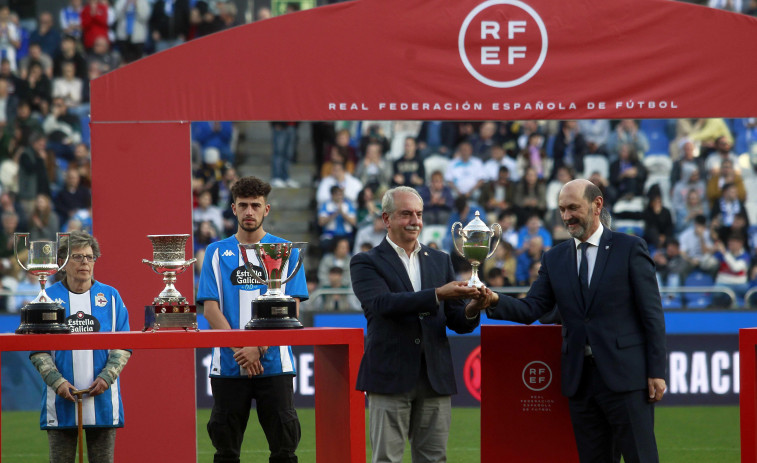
[458,0,548,88]
[522,361,552,391]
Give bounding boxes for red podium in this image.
[741,328,757,461]
[481,325,579,462]
[0,328,364,462]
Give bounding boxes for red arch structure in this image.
[88,0,757,461]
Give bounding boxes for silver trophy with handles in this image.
[15,232,71,334]
[238,242,306,329]
[142,234,197,331]
[451,211,502,288]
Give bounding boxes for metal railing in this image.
[0,286,748,313]
[745,287,757,309]
[307,285,746,310]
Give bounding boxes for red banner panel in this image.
[92,0,757,122]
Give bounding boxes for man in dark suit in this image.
[351,186,483,463]
[474,179,667,463]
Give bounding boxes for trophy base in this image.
[15,302,71,334]
[246,298,303,330]
[143,304,198,332]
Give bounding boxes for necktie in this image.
[578,242,590,304]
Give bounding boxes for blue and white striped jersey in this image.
[40,280,130,429]
[196,234,308,378]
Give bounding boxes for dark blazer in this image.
[487,227,666,397]
[351,238,479,395]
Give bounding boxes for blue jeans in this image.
[271,126,296,181]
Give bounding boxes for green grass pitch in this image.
[1,406,739,462]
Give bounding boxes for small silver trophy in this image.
[142,234,197,331]
[451,211,502,288]
[238,242,306,329]
[15,232,71,334]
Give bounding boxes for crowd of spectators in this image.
[0,0,251,312]
[290,117,757,310]
[1,0,756,313]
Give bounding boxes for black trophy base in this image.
[246,298,303,330]
[16,302,71,334]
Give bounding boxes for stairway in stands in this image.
[233,121,319,255]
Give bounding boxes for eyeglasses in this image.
[71,254,97,263]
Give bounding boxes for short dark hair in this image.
[694,214,707,226]
[230,176,271,203]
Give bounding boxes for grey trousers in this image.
[367,375,451,463]
[47,428,116,463]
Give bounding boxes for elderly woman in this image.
[29,231,130,463]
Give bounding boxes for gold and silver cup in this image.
[15,232,71,334]
[451,211,502,288]
[142,234,197,331]
[239,242,306,329]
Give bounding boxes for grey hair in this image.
[381,186,423,215]
[57,231,101,279]
[600,207,612,230]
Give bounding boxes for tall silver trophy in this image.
[15,232,71,334]
[142,234,197,331]
[451,211,502,288]
[238,242,306,329]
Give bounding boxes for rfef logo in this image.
[463,346,481,401]
[522,360,552,391]
[459,0,548,88]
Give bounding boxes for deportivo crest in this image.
[95,293,108,307]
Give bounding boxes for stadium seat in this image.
[661,293,683,309]
[683,271,714,309]
[731,118,750,155]
[644,175,672,209]
[80,113,91,147]
[612,196,645,236]
[423,155,450,183]
[419,224,448,248]
[643,154,672,177]
[639,119,671,156]
[582,154,609,179]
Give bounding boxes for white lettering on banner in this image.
[459,0,548,88]
[201,353,316,397]
[327,98,676,114]
[669,350,739,395]
[481,21,500,39]
[202,354,212,397]
[508,20,526,39]
[478,20,528,66]
[328,103,370,111]
[509,46,527,65]
[298,353,315,395]
[481,46,500,65]
[614,100,678,109]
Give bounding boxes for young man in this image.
[197,176,307,463]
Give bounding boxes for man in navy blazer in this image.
[351,186,483,463]
[475,179,667,463]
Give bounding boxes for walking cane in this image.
[72,388,91,463]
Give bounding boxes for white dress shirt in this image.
[386,236,421,292]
